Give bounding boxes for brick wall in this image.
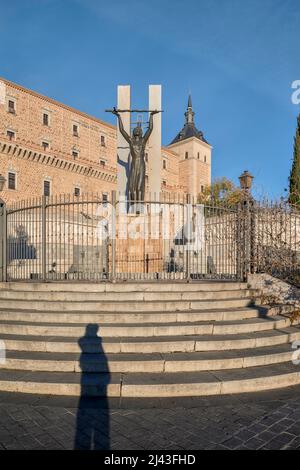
[0,78,211,203]
[169,137,211,195]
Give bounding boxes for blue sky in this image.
[0,0,299,198]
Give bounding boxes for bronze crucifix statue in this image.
[108,107,160,201]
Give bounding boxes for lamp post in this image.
[238,171,255,280]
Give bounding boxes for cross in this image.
[131,113,147,130]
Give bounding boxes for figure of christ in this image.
[112,108,159,201]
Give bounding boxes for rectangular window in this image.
[145,153,148,162]
[43,113,49,126]
[74,187,80,197]
[72,150,79,159]
[42,141,49,151]
[7,130,15,141]
[8,172,16,190]
[204,155,207,163]
[100,135,106,147]
[163,160,167,169]
[73,124,79,137]
[102,193,108,202]
[185,152,188,159]
[8,100,15,114]
[43,180,51,197]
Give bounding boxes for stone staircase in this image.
[0,281,299,397]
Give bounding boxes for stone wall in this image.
[248,273,300,308]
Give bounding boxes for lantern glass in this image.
[239,171,253,191]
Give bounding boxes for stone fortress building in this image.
[0,78,211,203]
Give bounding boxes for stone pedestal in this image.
[109,213,164,277]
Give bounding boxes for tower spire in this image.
[169,94,208,145]
[185,94,194,124]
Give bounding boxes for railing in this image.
[0,192,241,282]
[2,193,299,284]
[253,200,300,286]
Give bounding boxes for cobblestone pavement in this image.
[0,386,300,450]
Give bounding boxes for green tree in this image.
[289,114,300,208]
[197,177,244,206]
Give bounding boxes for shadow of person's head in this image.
[85,323,99,338]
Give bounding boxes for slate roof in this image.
[170,95,208,145]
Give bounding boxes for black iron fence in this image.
[253,200,300,286]
[0,192,240,282]
[1,193,298,283]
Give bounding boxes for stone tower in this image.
[167,95,212,197]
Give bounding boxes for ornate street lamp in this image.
[239,170,254,194]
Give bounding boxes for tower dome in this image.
[170,95,208,145]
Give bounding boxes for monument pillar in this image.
[117,85,131,197]
[148,85,162,197]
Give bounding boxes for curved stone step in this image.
[0,297,256,312]
[0,280,296,399]
[0,369,119,396]
[121,362,300,397]
[0,281,248,293]
[0,316,292,337]
[0,305,278,324]
[0,362,299,396]
[0,288,257,302]
[1,344,296,373]
[1,326,300,353]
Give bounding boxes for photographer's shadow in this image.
[74,324,110,450]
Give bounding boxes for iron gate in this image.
[0,192,241,282]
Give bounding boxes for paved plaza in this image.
[0,386,300,450]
